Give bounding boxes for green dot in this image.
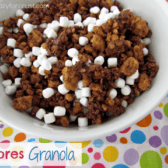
[140,151,162,168]
[164,103,168,117]
[39,138,52,143]
[82,153,89,164]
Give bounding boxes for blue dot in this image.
[54,141,67,148]
[112,164,129,168]
[28,138,35,142]
[93,139,104,148]
[130,130,146,144]
[167,94,168,97]
[0,166,11,168]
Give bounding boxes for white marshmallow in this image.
[60,75,63,82]
[78,117,88,127]
[13,27,19,34]
[108,58,117,68]
[67,48,79,58]
[121,100,128,108]
[42,88,55,99]
[65,60,73,67]
[70,115,77,122]
[115,78,125,88]
[33,25,37,29]
[41,60,52,71]
[142,38,151,45]
[40,47,49,55]
[75,22,84,28]
[0,27,3,35]
[7,38,16,48]
[129,70,139,79]
[126,77,135,85]
[96,19,105,26]
[50,20,60,31]
[83,17,97,26]
[39,66,45,76]
[13,58,21,68]
[143,48,149,56]
[15,78,21,87]
[37,54,47,65]
[54,106,66,116]
[16,9,25,17]
[79,36,89,46]
[23,13,30,21]
[74,13,82,23]
[5,85,17,95]
[75,90,82,99]
[101,7,109,13]
[121,85,131,96]
[110,6,119,12]
[13,49,23,58]
[58,84,70,95]
[0,64,8,74]
[109,88,117,99]
[86,59,92,67]
[36,108,46,120]
[94,56,104,65]
[99,12,107,20]
[80,97,88,107]
[32,46,41,56]
[59,16,69,27]
[72,57,80,65]
[25,52,33,59]
[105,13,115,21]
[33,60,40,68]
[44,28,57,39]
[88,23,95,32]
[68,20,75,27]
[44,113,56,124]
[77,80,84,89]
[23,23,34,36]
[40,23,48,28]
[113,10,120,18]
[48,57,58,65]
[2,79,12,87]
[90,6,100,14]
[20,58,32,67]
[82,87,91,97]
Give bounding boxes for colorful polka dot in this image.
[82,141,91,148]
[0,140,10,149]
[153,126,158,130]
[19,167,29,168]
[120,127,131,133]
[14,133,26,142]
[3,127,13,137]
[82,153,89,164]
[161,125,168,145]
[149,136,162,148]
[69,156,78,166]
[0,124,4,128]
[124,148,139,166]
[140,151,162,168]
[106,134,117,143]
[164,103,168,117]
[131,130,146,144]
[154,110,163,120]
[88,147,93,153]
[54,141,67,148]
[159,103,163,107]
[136,114,152,127]
[93,139,104,148]
[91,163,105,168]
[160,147,167,155]
[28,138,35,142]
[103,146,119,162]
[39,138,52,143]
[94,152,101,160]
[165,155,168,164]
[120,137,128,144]
[112,164,129,168]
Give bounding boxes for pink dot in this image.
[120,127,131,133]
[153,126,158,130]
[92,163,105,168]
[94,152,101,160]
[88,147,93,153]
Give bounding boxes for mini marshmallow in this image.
[54,106,66,116]
[110,6,119,12]
[65,60,73,67]
[2,79,12,87]
[7,28,13,33]
[88,23,95,32]
[77,80,84,89]
[126,77,135,85]
[40,23,48,28]
[40,47,49,55]
[13,58,21,68]
[25,52,33,59]
[121,100,128,108]
[32,46,41,56]
[23,23,34,36]
[67,48,79,58]
[41,60,52,71]
[59,16,69,27]
[75,90,83,99]
[0,64,8,74]
[86,59,92,67]
[121,85,131,96]
[72,57,80,65]
[37,54,47,65]
[39,66,45,76]
[42,88,55,99]
[13,27,19,34]
[36,108,46,120]
[70,115,77,122]
[5,85,17,95]
[7,38,16,48]
[82,87,91,97]
[115,78,125,88]
[129,70,139,79]
[44,113,56,124]
[15,78,21,87]
[13,49,23,58]
[142,38,151,45]
[16,9,25,17]
[0,27,3,35]
[105,13,115,21]
[109,88,117,99]
[75,22,84,28]
[58,84,70,95]
[83,17,97,26]
[33,60,40,68]
[108,58,117,68]
[17,19,25,27]
[78,117,88,127]
[80,97,88,107]
[143,48,149,56]
[96,19,105,26]
[94,56,104,65]
[90,6,100,14]
[23,13,30,21]
[20,58,32,67]
[99,12,106,20]
[50,20,60,31]
[44,28,57,39]
[48,57,58,65]
[74,13,82,23]
[60,75,63,82]
[79,36,89,46]
[101,7,109,13]
[113,10,120,18]
[68,20,75,27]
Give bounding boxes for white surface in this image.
[0,0,168,141]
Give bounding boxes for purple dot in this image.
[19,167,29,168]
[161,125,168,145]
[124,148,139,166]
[0,124,4,128]
[149,136,162,148]
[106,134,117,142]
[154,110,163,120]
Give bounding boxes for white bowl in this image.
[0,0,168,141]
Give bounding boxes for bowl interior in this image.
[0,0,168,141]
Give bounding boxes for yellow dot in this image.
[103,146,119,162]
[70,141,91,149]
[3,127,13,137]
[160,147,167,155]
[158,103,163,107]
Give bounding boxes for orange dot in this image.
[14,133,26,142]
[165,155,168,164]
[159,103,163,107]
[120,137,127,144]
[136,114,152,127]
